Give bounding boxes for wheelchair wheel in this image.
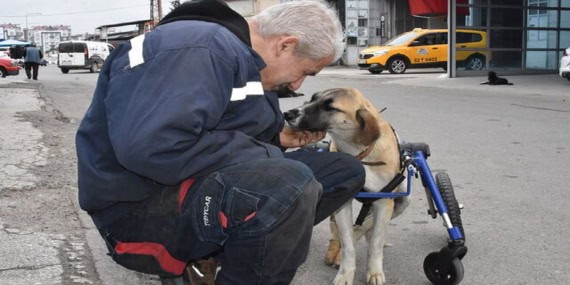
[423,252,464,285]
[435,172,465,240]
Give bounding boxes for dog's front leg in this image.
[367,199,394,285]
[333,200,356,285]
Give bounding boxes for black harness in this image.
[354,126,409,226]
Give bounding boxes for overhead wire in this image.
[0,4,148,18]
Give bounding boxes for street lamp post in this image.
[25,12,42,42]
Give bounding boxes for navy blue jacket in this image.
[76,0,284,227]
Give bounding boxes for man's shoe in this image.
[186,257,218,285]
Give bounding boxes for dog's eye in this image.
[323,98,340,112]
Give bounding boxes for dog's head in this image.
[283,88,381,146]
[488,71,498,80]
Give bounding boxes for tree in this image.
[170,0,181,11]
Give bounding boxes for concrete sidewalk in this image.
[319,66,570,98]
[0,78,159,285]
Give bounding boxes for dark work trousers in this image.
[24,62,40,80]
[98,151,365,285]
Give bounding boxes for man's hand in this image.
[279,126,326,148]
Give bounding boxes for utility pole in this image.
[150,0,163,28]
[25,12,42,42]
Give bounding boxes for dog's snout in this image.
[283,109,300,122]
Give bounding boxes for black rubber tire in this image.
[61,68,70,74]
[0,67,6,78]
[435,172,465,240]
[369,69,383,74]
[387,57,408,74]
[423,252,465,285]
[566,76,570,82]
[89,62,98,73]
[465,55,485,71]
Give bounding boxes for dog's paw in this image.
[324,239,341,266]
[334,251,342,268]
[333,268,355,285]
[366,271,386,285]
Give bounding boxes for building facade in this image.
[337,0,570,75]
[455,0,570,75]
[29,25,71,54]
[0,23,24,41]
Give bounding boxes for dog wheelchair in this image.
[304,141,467,285]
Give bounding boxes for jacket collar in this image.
[158,0,251,47]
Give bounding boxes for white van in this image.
[57,41,114,73]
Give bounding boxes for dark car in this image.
[0,58,20,78]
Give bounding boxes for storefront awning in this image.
[409,0,469,17]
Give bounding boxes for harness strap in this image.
[353,131,410,226]
[355,202,372,226]
[352,124,409,226]
[354,173,405,226]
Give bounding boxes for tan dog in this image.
[284,88,408,285]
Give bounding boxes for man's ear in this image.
[276,36,299,56]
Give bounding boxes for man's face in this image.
[259,37,333,91]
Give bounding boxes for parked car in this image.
[57,40,115,73]
[0,58,20,78]
[358,28,488,74]
[560,47,570,82]
[0,46,10,58]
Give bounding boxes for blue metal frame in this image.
[353,148,464,241]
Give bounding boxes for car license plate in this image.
[358,59,367,64]
[62,60,72,65]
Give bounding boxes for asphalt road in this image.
[2,64,569,285]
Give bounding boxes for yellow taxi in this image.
[358,28,487,74]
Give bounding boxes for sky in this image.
[0,0,178,35]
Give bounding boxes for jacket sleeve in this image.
[106,46,283,185]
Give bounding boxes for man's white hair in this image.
[250,0,345,62]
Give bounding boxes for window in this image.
[490,29,523,48]
[491,51,522,68]
[72,44,82,53]
[491,0,523,6]
[414,33,438,46]
[435,33,448,44]
[561,31,570,48]
[527,9,557,28]
[58,43,73,53]
[562,10,570,28]
[527,30,556,48]
[525,51,558,69]
[421,34,431,45]
[347,37,357,45]
[457,32,483,43]
[491,8,523,27]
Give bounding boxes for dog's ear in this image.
[355,108,381,146]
